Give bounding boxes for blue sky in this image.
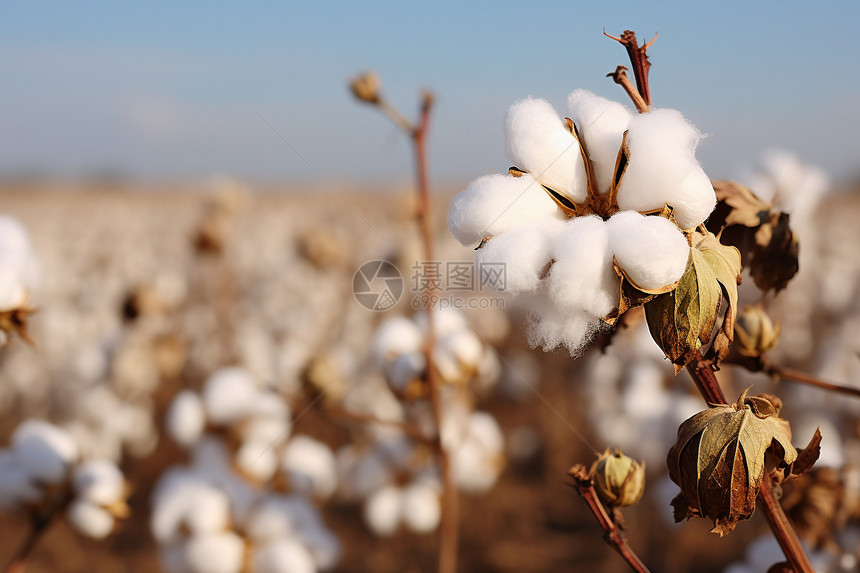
[2,1,859,186]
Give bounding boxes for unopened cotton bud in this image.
[734,304,780,357]
[608,211,689,292]
[506,97,588,203]
[590,449,645,507]
[350,71,381,104]
[67,499,114,539]
[165,391,206,448]
[364,485,402,536]
[447,173,565,247]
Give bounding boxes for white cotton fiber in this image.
[616,108,716,229]
[447,173,565,247]
[280,435,338,499]
[364,485,402,537]
[73,459,124,506]
[372,317,423,367]
[67,499,114,539]
[12,420,78,484]
[607,211,689,291]
[236,438,278,482]
[744,149,828,216]
[184,532,245,573]
[202,367,259,425]
[165,391,206,448]
[547,216,620,318]
[566,90,632,194]
[151,478,231,542]
[525,300,597,356]
[400,482,440,534]
[475,218,566,294]
[506,97,588,202]
[0,216,39,311]
[466,412,504,455]
[253,539,316,573]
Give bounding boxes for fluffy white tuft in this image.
[566,90,632,194]
[235,438,279,482]
[67,499,114,539]
[73,459,124,506]
[616,108,716,229]
[607,211,689,291]
[183,532,245,573]
[400,482,440,534]
[372,317,423,367]
[253,539,316,573]
[12,420,78,484]
[447,173,565,247]
[475,218,567,294]
[0,216,40,311]
[201,367,260,425]
[547,216,620,318]
[364,485,402,537]
[280,436,338,499]
[525,300,598,357]
[505,98,587,203]
[165,391,206,448]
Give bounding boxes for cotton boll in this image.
[525,301,596,356]
[364,485,403,536]
[243,416,290,447]
[12,420,78,484]
[616,109,716,229]
[566,89,632,194]
[253,539,316,573]
[452,439,498,494]
[384,351,425,394]
[372,317,423,367]
[466,412,504,455]
[548,216,619,318]
[281,436,337,499]
[301,525,341,571]
[0,453,41,509]
[166,391,206,448]
[506,97,587,203]
[151,478,231,542]
[67,499,114,539]
[439,330,484,373]
[414,307,468,339]
[447,173,565,247]
[608,211,689,292]
[476,219,566,294]
[236,438,279,482]
[400,482,440,534]
[0,216,39,311]
[201,367,259,425]
[73,459,124,506]
[184,532,245,573]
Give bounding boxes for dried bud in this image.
[350,71,381,105]
[590,449,645,507]
[667,389,798,536]
[734,304,780,357]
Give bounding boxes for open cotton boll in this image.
[364,485,403,537]
[385,351,425,394]
[0,453,41,509]
[243,416,290,447]
[281,436,337,499]
[616,110,715,229]
[452,439,499,494]
[372,317,423,367]
[254,539,316,573]
[400,482,440,534]
[67,499,114,539]
[201,367,260,425]
[236,438,278,482]
[608,211,689,292]
[166,391,206,448]
[0,216,39,310]
[12,420,78,484]
[151,479,231,542]
[476,218,566,294]
[548,216,619,318]
[184,532,245,573]
[447,173,565,247]
[439,330,484,373]
[73,459,124,506]
[466,412,504,455]
[506,97,588,202]
[566,90,632,194]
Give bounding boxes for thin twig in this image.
[568,465,650,573]
[323,405,433,444]
[686,356,814,573]
[766,363,860,399]
[607,66,649,114]
[604,29,655,106]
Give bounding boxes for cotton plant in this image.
[0,215,40,346]
[0,419,129,560]
[152,437,340,573]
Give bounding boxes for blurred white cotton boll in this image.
[447,173,565,247]
[364,485,403,536]
[281,435,337,499]
[184,532,245,573]
[0,452,41,509]
[201,367,259,425]
[415,307,469,339]
[548,216,619,317]
[566,89,632,194]
[67,499,114,539]
[236,438,278,482]
[372,317,423,367]
[616,109,716,229]
[476,219,566,294]
[73,459,124,506]
[254,539,316,573]
[385,351,425,394]
[506,97,587,202]
[166,391,206,448]
[12,420,78,484]
[0,215,40,310]
[400,482,440,533]
[151,477,231,542]
[608,211,689,291]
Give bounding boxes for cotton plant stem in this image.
[607,66,649,114]
[5,510,56,573]
[568,466,651,573]
[686,358,814,573]
[766,363,860,399]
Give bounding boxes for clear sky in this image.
[2,1,859,186]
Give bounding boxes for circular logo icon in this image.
[352,260,403,311]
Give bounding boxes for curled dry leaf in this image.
[708,180,799,293]
[644,228,741,373]
[667,389,798,536]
